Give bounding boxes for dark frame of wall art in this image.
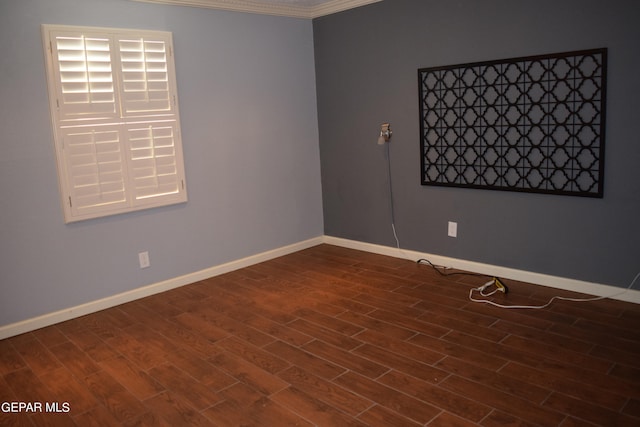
[418,48,607,197]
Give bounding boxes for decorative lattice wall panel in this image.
[418,49,607,197]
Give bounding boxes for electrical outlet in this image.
[138,251,150,269]
[448,221,458,238]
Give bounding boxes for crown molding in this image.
[131,0,381,18]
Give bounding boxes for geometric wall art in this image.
[418,49,607,197]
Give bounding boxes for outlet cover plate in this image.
[138,251,150,269]
[448,221,458,238]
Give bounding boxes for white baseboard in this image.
[322,235,640,305]
[0,236,323,340]
[3,234,637,340]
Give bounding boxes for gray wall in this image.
[0,0,323,326]
[314,0,640,287]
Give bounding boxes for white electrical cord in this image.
[385,141,401,250]
[474,279,505,297]
[469,271,640,309]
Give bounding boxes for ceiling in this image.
[131,0,382,18]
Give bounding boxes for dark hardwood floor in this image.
[2,244,639,426]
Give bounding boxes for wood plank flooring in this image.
[1,244,639,426]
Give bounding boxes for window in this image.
[42,24,187,223]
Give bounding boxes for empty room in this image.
[1,0,639,425]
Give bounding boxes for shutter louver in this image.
[43,25,187,223]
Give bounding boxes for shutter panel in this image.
[51,32,118,120]
[119,37,173,115]
[126,122,185,205]
[62,125,129,215]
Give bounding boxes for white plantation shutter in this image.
[53,33,118,120]
[126,123,184,203]
[42,25,187,223]
[61,125,128,215]
[119,38,173,115]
